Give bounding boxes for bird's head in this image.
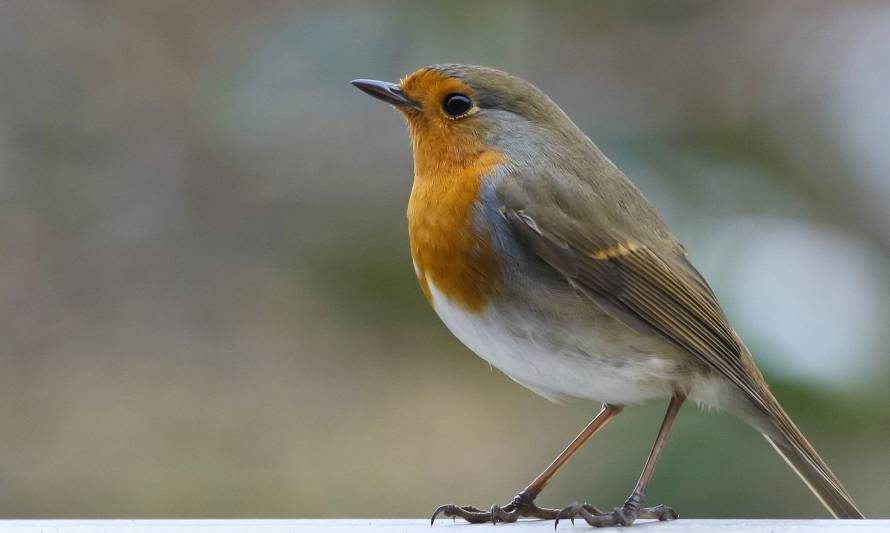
[352,64,583,176]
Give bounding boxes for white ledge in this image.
[0,519,887,532]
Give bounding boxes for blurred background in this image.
[0,0,888,520]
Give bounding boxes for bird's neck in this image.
[406,145,505,313]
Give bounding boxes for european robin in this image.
[351,64,864,525]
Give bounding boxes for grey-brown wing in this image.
[504,207,768,410]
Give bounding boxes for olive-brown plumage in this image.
[352,64,864,524]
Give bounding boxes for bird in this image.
[351,64,864,526]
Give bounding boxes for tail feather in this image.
[760,399,864,519]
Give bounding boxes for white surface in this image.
[0,520,886,533]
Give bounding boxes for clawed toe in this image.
[430,504,495,524]
[431,502,520,525]
[430,492,561,525]
[555,501,677,528]
[637,504,678,521]
[554,502,606,528]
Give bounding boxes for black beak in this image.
[351,79,419,109]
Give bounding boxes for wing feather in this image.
[504,207,768,410]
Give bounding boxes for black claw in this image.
[554,502,578,529]
[430,504,451,526]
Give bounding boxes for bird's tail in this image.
[758,394,864,519]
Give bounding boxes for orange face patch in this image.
[399,69,484,176]
[400,69,505,312]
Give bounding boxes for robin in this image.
[351,64,864,526]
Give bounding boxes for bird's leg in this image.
[556,393,685,528]
[431,404,623,525]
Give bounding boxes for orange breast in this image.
[407,149,505,313]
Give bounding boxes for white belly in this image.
[427,282,681,405]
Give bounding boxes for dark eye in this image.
[442,93,473,117]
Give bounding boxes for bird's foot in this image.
[555,500,677,528]
[430,490,560,525]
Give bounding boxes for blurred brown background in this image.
[0,0,888,519]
